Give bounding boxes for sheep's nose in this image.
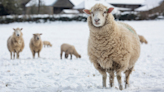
[37,37,39,40]
[17,34,19,36]
[94,19,100,22]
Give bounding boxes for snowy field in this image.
[0,20,164,92]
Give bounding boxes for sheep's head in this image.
[83,4,114,27]
[78,55,81,58]
[13,28,23,37]
[33,33,42,41]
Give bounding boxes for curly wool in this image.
[29,36,43,54]
[61,43,80,58]
[43,41,52,47]
[87,11,140,73]
[7,29,24,53]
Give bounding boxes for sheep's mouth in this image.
[95,22,100,25]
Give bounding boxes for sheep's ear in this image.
[83,9,91,14]
[40,33,42,35]
[107,8,114,13]
[20,28,23,31]
[13,28,16,31]
[33,34,36,36]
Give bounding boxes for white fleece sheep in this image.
[7,28,24,59]
[60,43,81,59]
[43,41,52,47]
[84,4,140,90]
[29,33,43,58]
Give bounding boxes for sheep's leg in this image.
[93,63,107,87]
[116,72,123,90]
[13,51,15,59]
[108,69,114,87]
[124,67,133,89]
[10,52,12,59]
[70,54,72,60]
[38,50,40,58]
[60,51,63,59]
[16,52,19,59]
[65,53,67,59]
[44,45,45,48]
[33,51,35,59]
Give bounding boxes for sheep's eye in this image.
[91,12,94,16]
[104,11,107,14]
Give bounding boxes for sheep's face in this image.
[78,55,81,58]
[90,9,108,27]
[13,28,23,37]
[33,33,42,41]
[83,4,114,27]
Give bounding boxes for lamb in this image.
[60,43,81,60]
[7,28,24,59]
[29,33,43,58]
[83,4,140,90]
[138,35,148,44]
[43,41,52,47]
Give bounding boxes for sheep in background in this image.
[29,33,43,58]
[138,35,148,44]
[43,41,52,47]
[7,28,24,59]
[60,43,81,60]
[84,4,140,90]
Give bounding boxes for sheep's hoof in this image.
[125,84,129,89]
[119,85,123,90]
[110,83,114,87]
[102,84,106,88]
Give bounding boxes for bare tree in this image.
[38,0,41,14]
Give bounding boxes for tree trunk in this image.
[38,0,41,14]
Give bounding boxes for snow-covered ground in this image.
[0,20,164,92]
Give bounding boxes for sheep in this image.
[7,28,24,59]
[138,35,148,44]
[60,43,81,60]
[83,4,140,90]
[43,41,52,47]
[29,33,43,58]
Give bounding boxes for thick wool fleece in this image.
[43,41,52,47]
[29,36,43,54]
[87,13,140,73]
[7,30,24,53]
[61,43,80,58]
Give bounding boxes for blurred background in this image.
[0,0,164,24]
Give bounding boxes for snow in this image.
[0,20,164,92]
[26,0,57,7]
[61,9,79,14]
[74,1,85,9]
[136,0,163,11]
[3,14,87,19]
[106,0,145,5]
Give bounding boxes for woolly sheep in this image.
[7,28,24,59]
[60,43,81,60]
[138,35,148,44]
[43,41,52,47]
[29,33,43,58]
[84,4,140,90]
